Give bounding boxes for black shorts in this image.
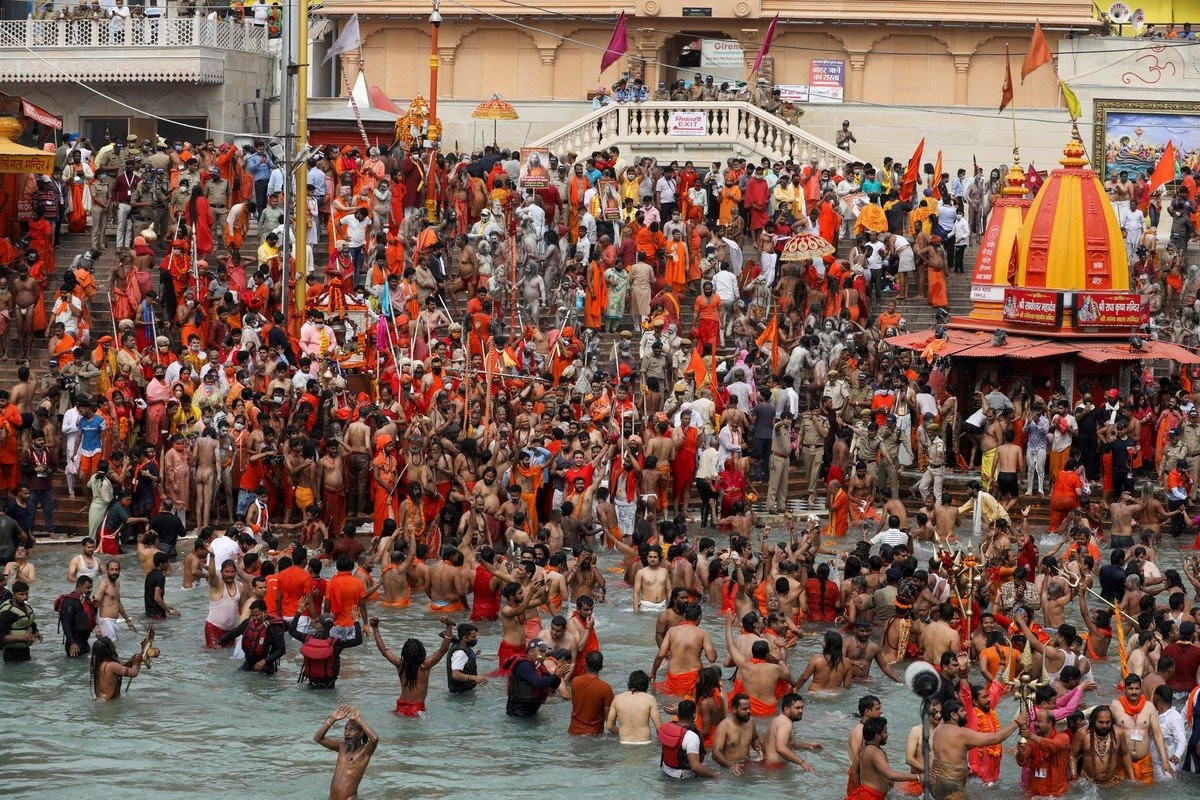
[962,422,983,436]
[1109,535,1135,550]
[996,471,1019,498]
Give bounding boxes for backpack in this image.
[53,591,96,634]
[298,635,336,684]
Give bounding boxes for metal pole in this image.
[278,0,293,331]
[426,0,442,222]
[294,0,309,314]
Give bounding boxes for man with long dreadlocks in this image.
[370,615,455,717]
[89,634,143,701]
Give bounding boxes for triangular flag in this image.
[752,14,780,74]
[1026,163,1043,194]
[1060,81,1081,121]
[931,151,943,200]
[1148,140,1177,196]
[324,13,361,65]
[999,44,1014,113]
[348,71,370,109]
[1021,22,1053,80]
[600,12,629,75]
[899,138,925,202]
[756,313,780,372]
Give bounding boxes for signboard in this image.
[809,59,845,103]
[776,85,810,103]
[682,6,712,16]
[20,99,61,131]
[517,147,551,189]
[1073,291,1145,328]
[1002,287,1062,327]
[598,178,621,221]
[969,284,1005,303]
[701,39,744,69]
[668,110,707,137]
[0,151,54,174]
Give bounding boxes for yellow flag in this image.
[1060,81,1081,121]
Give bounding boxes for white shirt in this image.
[1153,706,1186,779]
[61,407,82,458]
[775,387,799,417]
[210,534,240,567]
[339,215,371,248]
[721,237,744,274]
[712,271,738,303]
[251,1,271,25]
[450,650,471,672]
[655,176,677,204]
[871,528,909,548]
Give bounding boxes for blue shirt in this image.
[78,415,106,455]
[245,153,273,182]
[861,179,882,195]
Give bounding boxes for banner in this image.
[1002,287,1062,327]
[701,39,743,68]
[776,85,810,103]
[0,152,54,175]
[1073,291,1145,328]
[668,110,707,137]
[809,59,845,103]
[20,99,61,131]
[517,147,551,188]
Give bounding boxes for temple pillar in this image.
[538,49,556,99]
[953,56,971,106]
[847,54,867,101]
[439,49,455,99]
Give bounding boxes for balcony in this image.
[0,16,274,83]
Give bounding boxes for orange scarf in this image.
[1117,694,1146,717]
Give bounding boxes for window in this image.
[81,117,130,148]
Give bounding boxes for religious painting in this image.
[517,147,551,189]
[598,178,621,221]
[1091,99,1200,182]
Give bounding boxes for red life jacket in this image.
[658,720,704,770]
[299,635,337,683]
[54,591,97,632]
[242,614,284,661]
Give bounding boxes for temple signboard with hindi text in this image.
[1072,291,1145,328]
[0,151,53,174]
[1002,287,1062,327]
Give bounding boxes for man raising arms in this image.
[314,705,379,800]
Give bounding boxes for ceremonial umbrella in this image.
[779,232,835,262]
[471,94,519,147]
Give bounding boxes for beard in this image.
[344,735,369,753]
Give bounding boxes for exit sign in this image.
[682,7,713,16]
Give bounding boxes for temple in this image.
[890,126,1199,399]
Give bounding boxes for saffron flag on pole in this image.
[1021,21,1053,80]
[756,313,781,371]
[1060,81,1082,121]
[1148,140,1177,196]
[600,12,629,75]
[323,13,361,64]
[999,44,1014,112]
[898,137,925,203]
[931,151,943,200]
[752,14,780,74]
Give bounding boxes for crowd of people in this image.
[0,126,1199,798]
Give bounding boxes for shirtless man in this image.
[650,603,717,697]
[371,616,454,716]
[645,426,676,516]
[930,699,1020,800]
[1071,705,1134,785]
[10,365,36,429]
[341,414,373,517]
[93,559,137,643]
[854,717,920,798]
[427,546,470,614]
[922,604,962,667]
[844,618,902,682]
[725,612,795,716]
[605,669,663,744]
[497,579,547,671]
[632,547,671,613]
[795,629,854,692]
[12,264,39,360]
[991,429,1024,510]
[980,411,1007,495]
[712,693,763,774]
[0,277,11,359]
[1109,674,1173,782]
[1108,492,1144,549]
[932,498,960,541]
[314,706,379,800]
[380,535,417,607]
[760,693,820,771]
[564,549,605,604]
[318,442,347,535]
[287,441,320,527]
[192,430,219,535]
[89,635,143,701]
[182,539,209,589]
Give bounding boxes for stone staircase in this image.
[528,101,852,169]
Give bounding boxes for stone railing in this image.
[529,101,851,170]
[0,15,270,52]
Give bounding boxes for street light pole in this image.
[426,0,442,222]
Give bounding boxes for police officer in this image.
[1181,409,1200,499]
[798,403,828,509]
[875,414,902,502]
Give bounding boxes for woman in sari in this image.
[603,263,629,333]
[87,461,115,542]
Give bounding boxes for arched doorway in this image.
[659,32,744,91]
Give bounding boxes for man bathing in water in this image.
[632,547,671,613]
[314,705,378,800]
[89,635,143,700]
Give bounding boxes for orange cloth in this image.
[327,571,366,627]
[659,669,699,697]
[846,785,887,800]
[664,239,688,293]
[585,259,607,329]
[428,599,466,613]
[1125,754,1154,786]
[828,488,850,535]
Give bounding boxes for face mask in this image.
[234,423,245,431]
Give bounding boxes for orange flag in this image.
[1148,140,1176,197]
[899,137,925,203]
[684,347,713,388]
[931,151,943,200]
[1021,22,1053,80]
[756,313,781,372]
[999,44,1014,112]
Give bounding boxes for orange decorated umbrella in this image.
[471,94,519,146]
[779,232,835,262]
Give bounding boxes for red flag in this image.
[899,137,925,203]
[1148,140,1177,196]
[600,12,628,75]
[752,14,779,74]
[1021,22,1053,80]
[1026,163,1043,194]
[931,151,943,200]
[756,313,781,372]
[999,44,1014,112]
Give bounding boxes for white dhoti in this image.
[97,616,119,643]
[639,599,668,613]
[761,251,778,286]
[896,414,914,466]
[615,498,637,539]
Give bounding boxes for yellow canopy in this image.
[0,117,52,175]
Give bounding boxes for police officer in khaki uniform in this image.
[1181,409,1200,499]
[875,414,902,501]
[917,417,946,505]
[798,403,828,509]
[767,411,794,514]
[89,168,113,251]
[1161,425,1190,488]
[203,166,230,233]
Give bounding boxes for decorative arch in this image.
[452,27,548,100]
[860,33,957,106]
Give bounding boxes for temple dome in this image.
[966,163,1031,322]
[1013,129,1128,292]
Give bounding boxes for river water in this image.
[1,535,1197,800]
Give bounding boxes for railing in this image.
[0,16,270,53]
[529,101,851,170]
